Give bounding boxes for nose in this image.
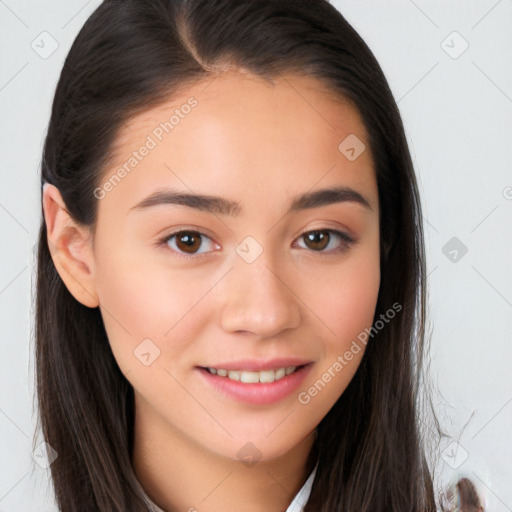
[218,253,302,338]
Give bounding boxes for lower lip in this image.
[196,364,313,405]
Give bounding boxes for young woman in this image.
[35,0,484,510]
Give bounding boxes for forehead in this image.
[113,69,369,151]
[100,69,376,215]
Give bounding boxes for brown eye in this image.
[163,230,218,257]
[303,230,330,251]
[175,231,202,254]
[295,229,355,254]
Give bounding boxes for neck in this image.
[131,392,318,512]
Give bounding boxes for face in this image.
[74,70,380,462]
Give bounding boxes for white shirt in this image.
[140,462,318,512]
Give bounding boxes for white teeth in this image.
[240,371,259,384]
[228,370,240,381]
[259,370,275,383]
[206,366,297,383]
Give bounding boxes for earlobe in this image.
[42,183,99,308]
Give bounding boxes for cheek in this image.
[294,253,379,415]
[93,245,210,372]
[304,245,380,351]
[295,237,379,404]
[330,267,380,344]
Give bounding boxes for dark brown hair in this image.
[34,0,483,510]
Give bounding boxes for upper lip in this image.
[198,357,314,372]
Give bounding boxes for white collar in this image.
[283,461,318,512]
[141,462,318,512]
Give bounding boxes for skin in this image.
[43,69,380,512]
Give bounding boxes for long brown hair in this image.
[34,1,483,510]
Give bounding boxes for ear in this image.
[42,183,99,308]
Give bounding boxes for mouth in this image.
[195,362,313,405]
[199,364,308,383]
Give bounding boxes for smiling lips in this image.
[197,360,313,404]
[204,365,301,383]
[198,357,313,384]
[196,358,313,404]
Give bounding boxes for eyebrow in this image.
[129,185,373,216]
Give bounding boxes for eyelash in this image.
[158,228,356,259]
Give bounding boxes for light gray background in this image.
[1,1,511,510]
